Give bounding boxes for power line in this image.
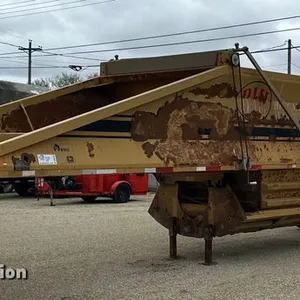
[2,25,300,59]
[0,0,117,20]
[0,0,35,8]
[41,50,105,61]
[0,13,298,56]
[43,14,300,52]
[0,41,104,62]
[0,0,60,12]
[0,64,99,69]
[1,57,56,67]
[251,45,300,54]
[0,0,85,16]
[31,26,300,56]
[0,40,20,48]
[1,26,299,60]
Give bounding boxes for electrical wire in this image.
[43,16,300,52]
[0,40,20,48]
[0,64,99,69]
[291,62,300,69]
[0,0,117,20]
[41,50,106,61]
[0,13,298,58]
[2,26,300,61]
[0,0,85,16]
[0,0,35,8]
[0,0,60,12]
[32,26,300,56]
[1,57,57,67]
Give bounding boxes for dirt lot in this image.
[1,193,300,300]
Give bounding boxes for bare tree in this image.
[32,72,99,90]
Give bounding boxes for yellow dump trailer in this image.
[1,45,300,264]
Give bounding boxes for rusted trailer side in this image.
[1,47,300,264]
[0,50,226,134]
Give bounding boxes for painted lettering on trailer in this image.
[240,87,271,117]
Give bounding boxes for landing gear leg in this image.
[49,187,55,207]
[169,217,177,259]
[203,226,214,266]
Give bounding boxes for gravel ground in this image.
[1,193,300,300]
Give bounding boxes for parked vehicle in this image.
[35,174,148,203]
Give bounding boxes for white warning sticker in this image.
[37,154,57,165]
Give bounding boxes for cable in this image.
[0,0,85,16]
[0,64,99,69]
[0,44,104,62]
[0,0,35,8]
[251,45,300,54]
[32,26,300,56]
[1,57,56,67]
[0,14,297,56]
[43,15,300,52]
[0,0,60,12]
[259,41,288,52]
[291,62,300,69]
[0,0,117,20]
[41,50,106,61]
[2,28,299,60]
[0,40,20,48]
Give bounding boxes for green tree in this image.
[32,72,99,90]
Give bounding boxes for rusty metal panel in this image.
[100,49,231,76]
[0,65,229,158]
[0,81,114,133]
[208,185,246,236]
[261,170,300,209]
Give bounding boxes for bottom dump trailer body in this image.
[2,45,300,263]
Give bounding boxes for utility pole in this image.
[19,40,42,84]
[288,39,292,74]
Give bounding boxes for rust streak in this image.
[190,82,237,99]
[86,142,95,158]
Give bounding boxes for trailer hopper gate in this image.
[1,45,300,264]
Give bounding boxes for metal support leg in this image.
[49,187,55,207]
[203,227,213,266]
[169,217,177,259]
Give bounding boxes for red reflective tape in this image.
[206,165,221,171]
[250,164,262,170]
[156,167,173,173]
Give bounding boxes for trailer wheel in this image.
[112,183,130,203]
[82,196,97,203]
[14,182,35,197]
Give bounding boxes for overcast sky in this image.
[0,0,300,84]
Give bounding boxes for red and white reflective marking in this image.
[18,164,300,177]
[82,169,117,175]
[81,165,258,175]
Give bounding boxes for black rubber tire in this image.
[82,196,97,203]
[14,182,35,197]
[3,184,14,194]
[112,183,131,203]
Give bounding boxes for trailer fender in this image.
[110,181,132,195]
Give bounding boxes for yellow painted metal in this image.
[2,47,300,242]
[0,65,229,156]
[2,61,300,175]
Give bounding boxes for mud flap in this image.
[149,183,246,238]
[148,183,209,238]
[208,185,246,237]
